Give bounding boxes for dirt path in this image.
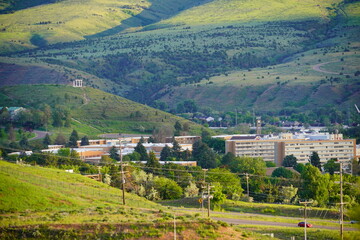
[82,88,90,105]
[312,61,342,75]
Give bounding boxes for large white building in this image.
[225,132,356,169]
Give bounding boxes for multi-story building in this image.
[225,133,356,169]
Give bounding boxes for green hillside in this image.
[0,160,250,239]
[0,0,208,52]
[159,0,342,26]
[0,85,201,136]
[0,160,159,213]
[0,0,359,122]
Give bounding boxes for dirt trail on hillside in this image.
[312,61,344,75]
[82,89,90,105]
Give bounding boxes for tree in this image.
[229,156,266,176]
[80,136,89,146]
[19,135,29,150]
[293,163,306,174]
[43,133,51,147]
[54,133,66,145]
[109,146,119,161]
[160,145,172,161]
[299,165,330,207]
[279,185,298,204]
[67,130,79,148]
[100,155,114,165]
[310,151,322,171]
[221,152,235,166]
[192,140,217,169]
[272,167,293,179]
[266,161,276,167]
[184,181,199,197]
[146,151,161,173]
[174,121,182,136]
[153,176,183,199]
[134,141,148,161]
[207,168,243,200]
[323,158,340,175]
[172,140,182,159]
[283,155,297,167]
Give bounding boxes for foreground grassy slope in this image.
[0,160,257,239]
[0,160,159,213]
[0,85,201,135]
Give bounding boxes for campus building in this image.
[225,133,355,170]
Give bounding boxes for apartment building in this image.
[225,133,355,168]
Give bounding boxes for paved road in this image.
[174,208,358,231]
[212,217,358,231]
[29,130,50,140]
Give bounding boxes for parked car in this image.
[350,220,358,224]
[298,222,313,228]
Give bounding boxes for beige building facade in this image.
[225,135,355,169]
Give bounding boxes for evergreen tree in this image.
[323,158,340,175]
[19,135,29,149]
[283,154,297,167]
[109,146,120,161]
[68,130,79,148]
[160,145,172,161]
[134,141,149,161]
[172,140,182,159]
[43,133,51,146]
[310,151,322,171]
[174,121,182,136]
[146,151,161,173]
[192,140,217,169]
[80,136,90,146]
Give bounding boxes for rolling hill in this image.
[0,0,359,121]
[0,84,202,136]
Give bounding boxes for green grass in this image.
[0,160,255,239]
[0,0,149,52]
[0,84,202,136]
[235,225,360,240]
[158,0,342,26]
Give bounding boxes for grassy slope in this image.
[0,160,159,213]
[0,85,201,136]
[154,1,360,112]
[158,41,360,112]
[0,0,150,52]
[0,160,255,239]
[0,0,207,53]
[158,0,342,26]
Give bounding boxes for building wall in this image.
[283,139,355,164]
[226,139,355,167]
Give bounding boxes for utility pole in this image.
[245,173,250,197]
[299,200,313,240]
[339,162,344,240]
[207,184,211,218]
[119,134,125,205]
[174,212,176,240]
